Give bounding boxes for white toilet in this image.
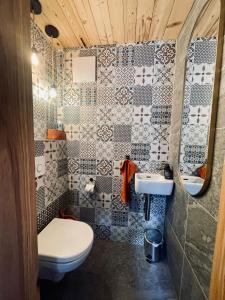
[38,218,94,282]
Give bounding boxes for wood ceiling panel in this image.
[193,0,220,37]
[34,0,217,48]
[37,0,80,47]
[163,0,195,40]
[89,0,113,44]
[148,0,175,40]
[108,0,125,44]
[72,0,100,46]
[57,0,89,46]
[123,0,138,43]
[136,0,154,42]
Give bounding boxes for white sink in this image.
[181,175,204,195]
[135,173,174,196]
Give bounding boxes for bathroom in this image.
[1,0,225,299]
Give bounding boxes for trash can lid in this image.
[145,229,162,244]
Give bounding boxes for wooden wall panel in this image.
[0,1,39,299]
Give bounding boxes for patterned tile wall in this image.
[180,37,217,175]
[58,41,176,244]
[32,23,68,231]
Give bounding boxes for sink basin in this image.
[181,175,204,195]
[135,173,174,196]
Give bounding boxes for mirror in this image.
[179,0,221,196]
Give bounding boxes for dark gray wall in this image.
[165,0,225,298]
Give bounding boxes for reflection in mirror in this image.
[179,0,220,196]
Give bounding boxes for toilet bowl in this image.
[38,218,94,282]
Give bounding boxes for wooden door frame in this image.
[0,1,39,299]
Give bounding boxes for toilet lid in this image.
[38,218,94,264]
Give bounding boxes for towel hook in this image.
[125,155,130,160]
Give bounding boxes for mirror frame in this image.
[177,0,225,197]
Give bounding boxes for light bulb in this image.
[49,85,57,99]
[31,51,39,65]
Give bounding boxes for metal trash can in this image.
[144,228,163,263]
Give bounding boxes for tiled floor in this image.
[39,240,177,300]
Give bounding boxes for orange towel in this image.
[47,129,66,140]
[120,160,137,203]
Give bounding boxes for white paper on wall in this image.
[72,55,96,83]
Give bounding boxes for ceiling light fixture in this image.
[45,25,60,99]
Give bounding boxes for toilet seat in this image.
[38,218,94,264]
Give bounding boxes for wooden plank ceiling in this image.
[34,0,219,49]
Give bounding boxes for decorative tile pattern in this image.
[97,125,113,142]
[34,38,176,239]
[97,67,115,86]
[115,67,135,86]
[64,124,80,141]
[134,44,155,66]
[80,159,96,175]
[128,228,144,245]
[115,86,133,105]
[94,225,111,240]
[155,42,176,65]
[67,141,80,157]
[34,141,45,157]
[80,106,96,124]
[133,85,152,106]
[131,143,150,161]
[96,193,112,209]
[58,159,68,177]
[152,85,173,105]
[96,106,114,124]
[114,125,132,142]
[95,208,111,226]
[64,106,80,124]
[190,84,212,106]
[96,176,112,193]
[96,141,114,160]
[80,124,96,141]
[151,105,172,125]
[80,141,96,159]
[98,47,116,67]
[96,159,113,176]
[112,194,129,212]
[133,106,151,124]
[110,226,128,242]
[113,143,131,160]
[117,44,134,66]
[112,106,133,124]
[80,83,97,106]
[194,38,216,64]
[97,87,115,105]
[112,211,128,227]
[134,66,156,86]
[68,158,80,174]
[80,207,95,223]
[131,123,151,143]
